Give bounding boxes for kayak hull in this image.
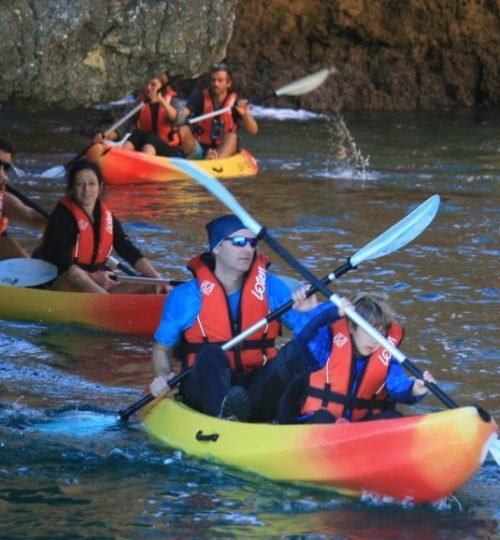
[0,284,165,335]
[87,144,259,185]
[142,400,498,503]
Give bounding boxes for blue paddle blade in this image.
[33,410,119,437]
[0,258,58,287]
[170,158,263,236]
[350,195,440,267]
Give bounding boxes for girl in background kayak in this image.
[39,159,167,293]
[279,288,436,424]
[94,72,189,157]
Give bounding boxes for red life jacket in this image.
[181,253,281,373]
[0,187,8,235]
[59,197,114,266]
[301,319,404,421]
[197,89,238,147]
[138,90,181,147]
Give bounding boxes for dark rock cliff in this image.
[1,0,498,111]
[227,0,500,111]
[0,0,236,109]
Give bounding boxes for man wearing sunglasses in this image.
[0,138,47,260]
[150,214,306,422]
[178,63,258,160]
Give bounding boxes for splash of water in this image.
[326,113,370,179]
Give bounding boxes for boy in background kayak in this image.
[179,63,258,160]
[279,288,436,424]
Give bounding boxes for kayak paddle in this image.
[118,192,439,420]
[170,158,500,464]
[0,258,57,287]
[187,66,337,125]
[40,101,146,179]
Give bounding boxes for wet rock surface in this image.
[1,0,498,111]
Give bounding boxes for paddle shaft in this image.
[111,274,184,286]
[187,91,280,125]
[223,262,351,350]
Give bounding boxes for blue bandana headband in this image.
[206,214,246,250]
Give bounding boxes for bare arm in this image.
[134,256,162,279]
[235,100,258,135]
[150,342,176,397]
[4,192,47,229]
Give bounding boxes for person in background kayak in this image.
[39,159,168,293]
[278,288,436,424]
[93,72,188,157]
[0,138,47,260]
[178,63,258,160]
[149,214,307,422]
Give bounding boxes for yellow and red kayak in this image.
[86,143,259,185]
[0,284,165,335]
[142,400,498,503]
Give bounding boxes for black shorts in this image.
[128,130,183,158]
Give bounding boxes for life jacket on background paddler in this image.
[197,89,238,147]
[58,197,113,267]
[301,318,404,421]
[0,187,8,235]
[138,89,181,147]
[180,252,281,373]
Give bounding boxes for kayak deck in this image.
[87,143,259,185]
[142,400,498,503]
[0,284,165,335]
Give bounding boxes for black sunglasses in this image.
[0,159,12,172]
[211,62,229,71]
[224,236,258,248]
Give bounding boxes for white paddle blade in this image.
[40,165,66,179]
[350,195,440,267]
[169,158,263,235]
[0,258,58,287]
[275,67,336,97]
[33,410,119,437]
[488,436,500,466]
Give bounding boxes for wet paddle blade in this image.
[275,67,336,97]
[170,158,263,235]
[488,436,500,466]
[40,165,66,179]
[0,258,58,287]
[33,410,120,437]
[350,195,441,267]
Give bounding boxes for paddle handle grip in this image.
[118,368,192,421]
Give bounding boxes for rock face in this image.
[227,0,500,111]
[1,0,498,111]
[0,0,236,109]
